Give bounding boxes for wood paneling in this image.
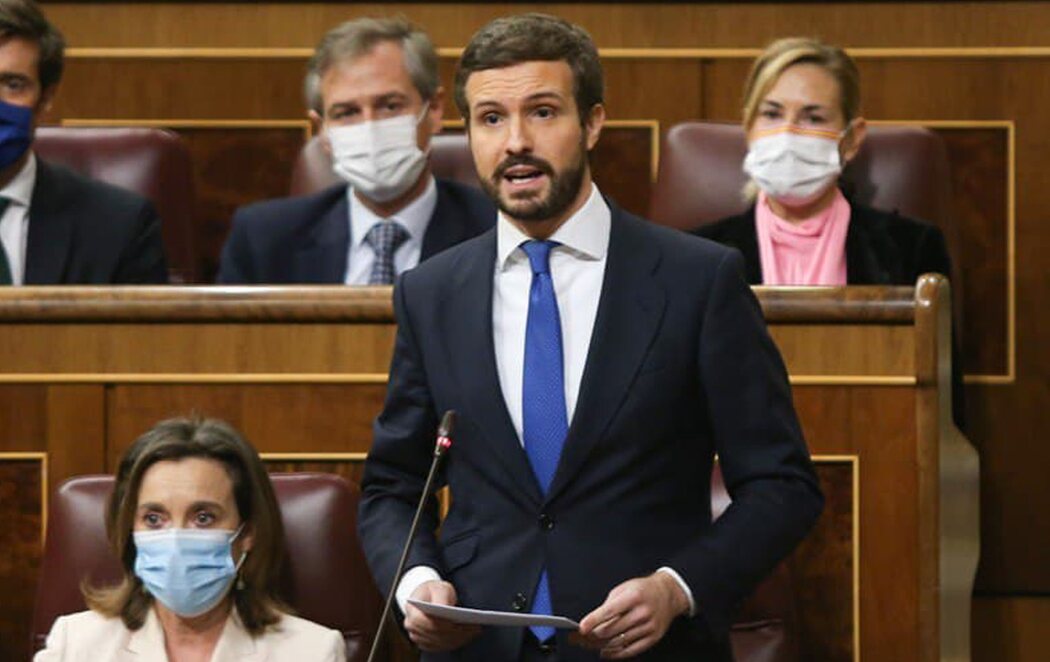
[0,457,44,662]
[179,126,306,282]
[0,323,396,375]
[106,384,387,468]
[935,127,1010,377]
[972,597,1050,662]
[797,386,922,660]
[791,461,854,661]
[43,3,1050,49]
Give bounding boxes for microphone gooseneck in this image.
[366,410,456,662]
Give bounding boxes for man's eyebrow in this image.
[524,91,565,103]
[373,92,410,103]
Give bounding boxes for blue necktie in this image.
[520,240,568,643]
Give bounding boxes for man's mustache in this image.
[492,155,555,182]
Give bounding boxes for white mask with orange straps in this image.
[743,125,847,206]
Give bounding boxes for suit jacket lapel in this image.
[210,610,258,661]
[24,160,73,284]
[291,193,349,282]
[442,231,544,506]
[420,181,466,259]
[124,609,170,662]
[547,207,666,502]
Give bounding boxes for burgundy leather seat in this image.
[35,127,198,283]
[31,473,382,662]
[289,132,479,196]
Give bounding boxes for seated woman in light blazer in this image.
[696,36,964,428]
[34,417,346,662]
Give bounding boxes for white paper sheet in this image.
[407,599,579,629]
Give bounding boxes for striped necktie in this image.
[363,220,409,285]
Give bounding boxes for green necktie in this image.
[0,197,12,285]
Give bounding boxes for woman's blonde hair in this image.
[83,417,289,635]
[741,37,861,130]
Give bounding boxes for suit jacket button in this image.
[539,513,554,531]
[512,592,528,611]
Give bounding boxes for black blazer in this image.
[695,202,965,429]
[359,202,823,660]
[24,160,168,284]
[216,179,495,283]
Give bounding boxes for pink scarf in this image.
[755,189,851,285]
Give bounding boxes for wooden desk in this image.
[0,279,977,661]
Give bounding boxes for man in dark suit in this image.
[358,14,823,661]
[217,17,494,285]
[0,0,166,285]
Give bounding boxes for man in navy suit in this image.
[359,14,823,660]
[217,17,493,285]
[0,0,166,286]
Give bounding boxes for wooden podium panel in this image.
[0,281,977,662]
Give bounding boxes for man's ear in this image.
[841,117,867,164]
[309,109,330,155]
[584,103,605,151]
[35,85,58,124]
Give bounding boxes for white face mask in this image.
[327,104,431,203]
[743,127,845,206]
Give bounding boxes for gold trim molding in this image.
[261,452,367,462]
[65,46,1050,61]
[0,452,49,547]
[0,373,918,386]
[0,373,390,384]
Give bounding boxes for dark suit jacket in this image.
[695,202,966,429]
[23,160,168,284]
[216,179,495,283]
[359,202,824,661]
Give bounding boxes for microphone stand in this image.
[366,411,455,662]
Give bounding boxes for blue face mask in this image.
[0,100,32,171]
[133,524,246,618]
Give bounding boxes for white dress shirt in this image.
[396,184,695,616]
[0,153,36,286]
[344,176,437,285]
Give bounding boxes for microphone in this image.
[366,410,456,662]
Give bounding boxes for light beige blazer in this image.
[34,607,346,662]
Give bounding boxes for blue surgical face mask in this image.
[0,100,33,171]
[133,524,247,618]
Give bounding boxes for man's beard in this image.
[480,143,588,223]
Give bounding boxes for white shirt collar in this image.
[348,175,437,249]
[1,152,36,207]
[496,183,610,270]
